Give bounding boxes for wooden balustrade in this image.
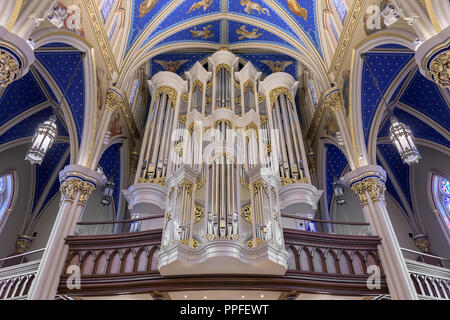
[58,228,388,297]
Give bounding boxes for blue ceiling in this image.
[33,143,70,212]
[361,47,415,144]
[125,0,319,57]
[0,72,47,128]
[35,48,85,143]
[367,45,450,220]
[0,42,86,229]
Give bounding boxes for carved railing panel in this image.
[283,229,384,277]
[58,228,389,297]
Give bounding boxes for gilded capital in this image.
[0,50,19,88]
[429,51,450,88]
[324,90,343,113]
[15,235,33,254]
[60,177,96,206]
[350,177,386,206]
[104,88,123,112]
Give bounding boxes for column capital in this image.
[15,235,33,254]
[104,87,124,112]
[341,165,386,206]
[415,26,450,89]
[0,27,35,87]
[323,87,343,113]
[59,165,107,206]
[413,234,431,253]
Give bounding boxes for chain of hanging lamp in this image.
[327,151,346,206]
[361,53,421,164]
[25,52,86,165]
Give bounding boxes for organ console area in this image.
[124,50,322,276]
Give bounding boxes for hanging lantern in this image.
[25,115,57,165]
[333,179,346,206]
[101,180,115,206]
[389,117,421,164]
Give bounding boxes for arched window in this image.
[432,175,450,233]
[0,172,14,228]
[332,0,348,24]
[100,0,115,23]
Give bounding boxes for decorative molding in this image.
[330,0,365,78]
[0,49,19,87]
[84,0,118,77]
[429,51,449,88]
[60,177,96,206]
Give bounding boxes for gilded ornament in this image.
[178,180,193,196]
[175,141,184,157]
[241,205,253,223]
[155,86,178,107]
[193,205,205,223]
[15,236,32,254]
[258,94,266,104]
[137,176,166,186]
[178,115,187,125]
[192,79,204,93]
[324,91,343,113]
[350,178,386,206]
[260,115,268,125]
[195,177,206,190]
[60,178,96,206]
[280,177,308,186]
[242,79,255,94]
[104,89,122,112]
[429,51,450,88]
[269,87,294,110]
[0,50,19,87]
[214,119,233,128]
[216,63,231,74]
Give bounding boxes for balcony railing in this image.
[0,248,45,300]
[58,225,388,297]
[401,248,450,300]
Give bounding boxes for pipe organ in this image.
[127,50,322,276]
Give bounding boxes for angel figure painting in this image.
[261,60,293,73]
[190,25,214,39]
[286,0,308,20]
[188,0,213,14]
[139,0,158,18]
[154,60,189,73]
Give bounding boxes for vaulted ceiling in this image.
[124,0,322,58]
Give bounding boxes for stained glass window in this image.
[333,0,348,23]
[308,79,318,107]
[435,177,450,232]
[100,0,115,23]
[0,173,14,227]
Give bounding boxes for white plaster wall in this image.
[28,192,60,251]
[412,145,450,259]
[384,194,417,251]
[333,186,371,235]
[76,188,114,235]
[0,144,34,258]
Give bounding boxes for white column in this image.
[342,165,418,300]
[28,165,106,300]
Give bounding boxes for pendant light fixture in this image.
[101,145,121,206]
[327,151,346,206]
[25,52,85,165]
[362,53,421,164]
